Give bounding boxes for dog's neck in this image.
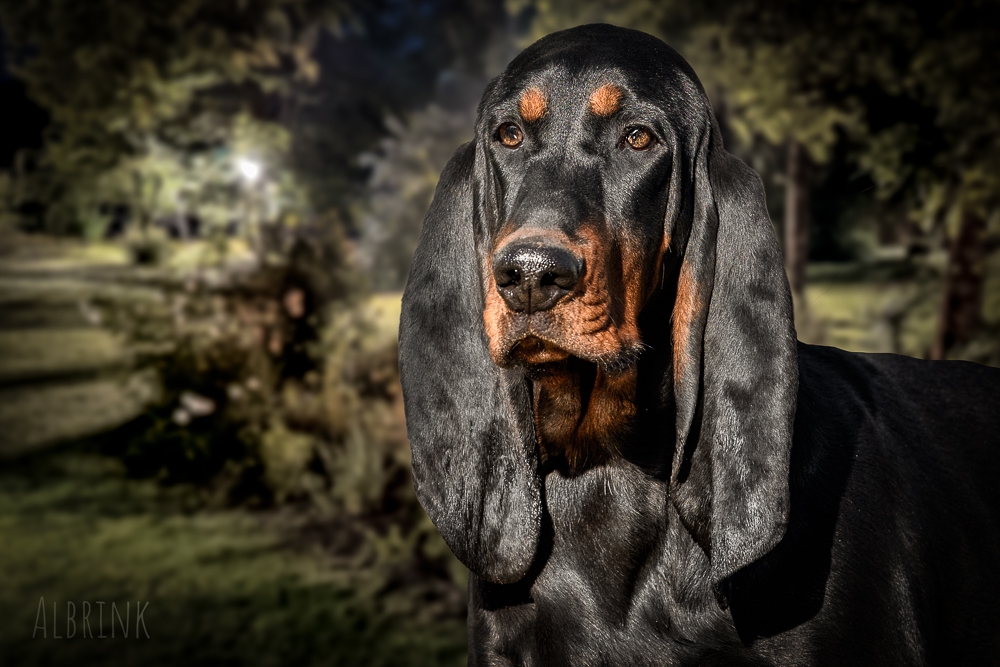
[527,281,679,475]
[529,359,638,473]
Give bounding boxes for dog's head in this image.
[400,24,798,587]
[477,27,723,469]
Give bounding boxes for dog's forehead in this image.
[505,25,683,82]
[485,68,629,124]
[485,25,707,120]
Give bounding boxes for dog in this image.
[398,24,1000,666]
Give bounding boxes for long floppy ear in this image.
[399,142,542,585]
[669,128,799,585]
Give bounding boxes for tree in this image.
[346,0,514,289]
[0,0,345,236]
[356,103,477,290]
[715,1,1000,357]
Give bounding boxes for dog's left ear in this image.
[399,142,542,585]
[668,125,799,585]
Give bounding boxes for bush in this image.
[97,220,350,489]
[91,218,467,607]
[96,220,424,518]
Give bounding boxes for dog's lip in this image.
[494,313,643,372]
[510,335,571,365]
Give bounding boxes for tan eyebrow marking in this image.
[519,88,547,122]
[589,84,622,117]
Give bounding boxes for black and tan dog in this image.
[398,24,1000,665]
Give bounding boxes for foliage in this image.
[709,2,1000,236]
[87,221,444,553]
[0,0,344,236]
[290,0,512,215]
[0,0,516,246]
[356,104,476,290]
[94,221,352,486]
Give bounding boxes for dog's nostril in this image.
[544,269,578,290]
[497,268,521,288]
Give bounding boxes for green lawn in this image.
[0,374,160,458]
[0,265,160,458]
[799,251,1000,362]
[0,452,467,667]
[0,328,131,382]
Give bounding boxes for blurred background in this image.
[0,1,996,665]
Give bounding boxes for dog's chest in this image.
[468,464,737,666]
[535,466,671,629]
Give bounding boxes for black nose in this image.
[492,241,583,313]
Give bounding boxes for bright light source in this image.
[237,159,260,182]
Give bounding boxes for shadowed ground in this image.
[0,451,467,666]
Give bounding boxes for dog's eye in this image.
[496,123,524,149]
[624,127,654,151]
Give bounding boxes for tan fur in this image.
[519,88,548,122]
[532,363,637,469]
[672,264,702,383]
[532,366,584,463]
[589,84,622,117]
[483,222,655,468]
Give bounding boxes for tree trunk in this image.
[784,140,811,299]
[930,211,987,359]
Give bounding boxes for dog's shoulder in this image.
[797,342,1000,434]
[795,341,1000,519]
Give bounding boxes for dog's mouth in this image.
[499,319,644,374]
[487,303,642,470]
[517,333,640,471]
[510,335,572,365]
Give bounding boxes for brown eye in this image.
[624,127,653,150]
[497,123,524,148]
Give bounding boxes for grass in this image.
[0,252,162,457]
[798,272,940,356]
[0,233,130,270]
[799,250,1000,361]
[0,328,131,383]
[0,451,467,667]
[365,292,404,344]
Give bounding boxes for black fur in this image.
[399,24,1000,665]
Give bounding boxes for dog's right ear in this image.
[399,141,542,585]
